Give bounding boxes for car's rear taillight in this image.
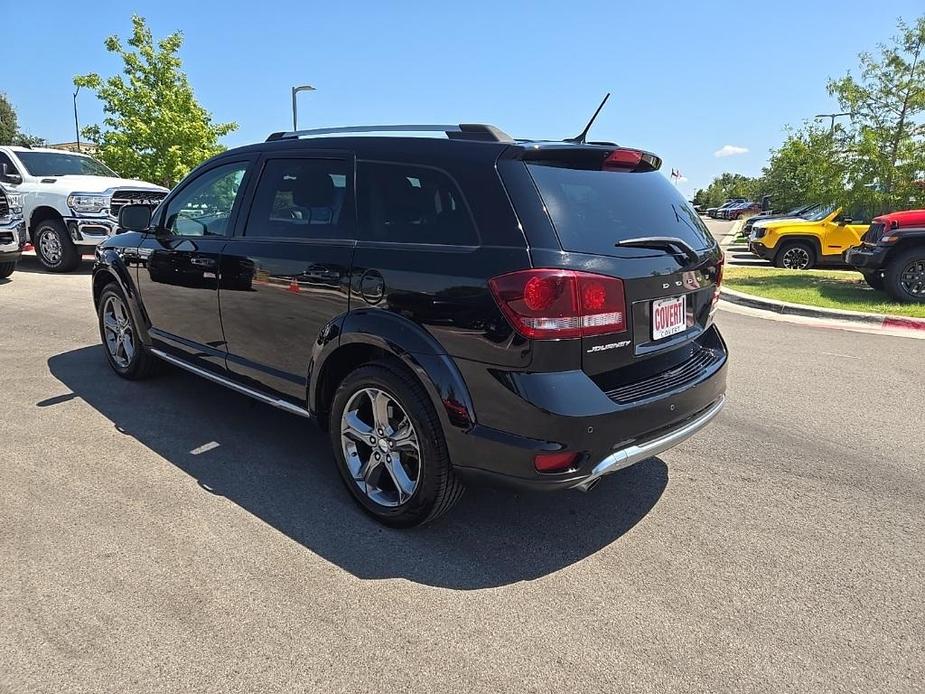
[488,269,627,339]
[602,148,662,172]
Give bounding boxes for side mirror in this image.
[0,163,22,185]
[839,216,853,225]
[118,204,153,232]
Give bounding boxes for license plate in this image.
[652,295,687,340]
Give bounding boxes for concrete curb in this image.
[720,286,925,334]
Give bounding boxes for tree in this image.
[827,16,925,211]
[74,15,237,187]
[0,93,18,145]
[0,93,44,146]
[698,173,761,208]
[760,124,849,212]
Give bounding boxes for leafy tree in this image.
[698,173,761,208]
[0,93,18,145]
[0,93,44,146]
[74,15,237,187]
[759,124,849,212]
[827,16,925,211]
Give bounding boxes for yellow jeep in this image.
[747,205,869,270]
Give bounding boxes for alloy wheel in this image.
[899,258,925,297]
[781,247,811,270]
[39,229,62,266]
[340,387,421,507]
[102,295,136,368]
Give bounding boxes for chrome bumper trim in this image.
[573,395,726,492]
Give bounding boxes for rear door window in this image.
[527,165,713,256]
[357,161,478,245]
[245,158,352,240]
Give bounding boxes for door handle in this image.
[190,257,217,268]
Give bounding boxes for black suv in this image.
[92,123,728,527]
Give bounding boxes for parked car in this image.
[721,201,760,220]
[0,145,168,272]
[748,205,869,269]
[92,122,729,527]
[708,198,747,218]
[0,185,25,278]
[743,203,821,238]
[845,209,925,302]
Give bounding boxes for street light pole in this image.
[73,86,81,153]
[291,85,316,131]
[814,112,852,136]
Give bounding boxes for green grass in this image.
[723,267,925,318]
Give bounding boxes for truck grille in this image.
[862,222,885,245]
[0,191,8,218]
[605,347,724,404]
[109,189,167,218]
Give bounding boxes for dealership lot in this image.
[1,255,922,693]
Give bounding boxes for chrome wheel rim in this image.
[39,229,62,265]
[340,387,421,507]
[782,247,810,270]
[102,295,135,368]
[900,258,925,297]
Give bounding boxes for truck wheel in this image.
[884,247,925,303]
[775,242,815,270]
[34,218,80,272]
[329,362,464,528]
[862,272,885,292]
[0,261,15,278]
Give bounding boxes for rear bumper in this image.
[449,326,728,491]
[845,245,889,271]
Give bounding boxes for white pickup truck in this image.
[0,146,168,272]
[0,184,25,278]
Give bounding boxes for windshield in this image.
[527,165,714,255]
[16,151,117,177]
[802,204,835,222]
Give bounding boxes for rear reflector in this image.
[534,451,580,473]
[489,269,627,339]
[711,253,725,310]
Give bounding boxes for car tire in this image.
[34,218,80,272]
[775,241,815,270]
[97,283,157,380]
[329,361,464,528]
[883,247,925,303]
[0,261,15,278]
[862,271,885,292]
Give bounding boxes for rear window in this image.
[527,165,714,255]
[357,161,478,245]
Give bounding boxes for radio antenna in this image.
[565,93,611,144]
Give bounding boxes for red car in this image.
[845,209,925,302]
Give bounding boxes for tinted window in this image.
[357,162,477,245]
[526,165,714,255]
[163,162,248,237]
[16,151,117,177]
[245,158,351,239]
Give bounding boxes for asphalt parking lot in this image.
[1,252,922,693]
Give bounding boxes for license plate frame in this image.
[652,295,687,340]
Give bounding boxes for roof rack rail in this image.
[265,123,513,143]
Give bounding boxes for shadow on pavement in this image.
[14,255,93,276]
[48,345,667,590]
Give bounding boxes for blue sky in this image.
[4,0,923,197]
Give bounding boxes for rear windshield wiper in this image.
[614,236,700,264]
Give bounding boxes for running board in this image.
[150,349,311,419]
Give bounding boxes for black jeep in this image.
[92,122,728,526]
[845,209,925,303]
